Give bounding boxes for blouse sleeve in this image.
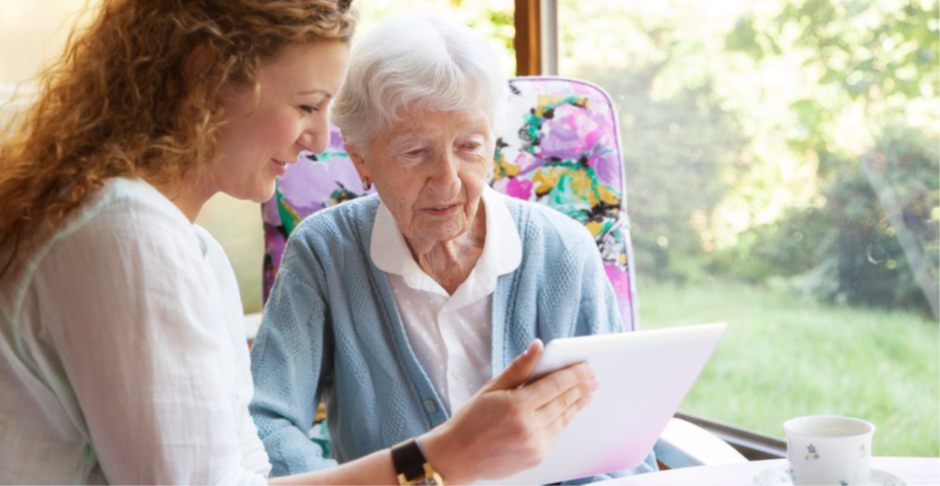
[33,198,267,485]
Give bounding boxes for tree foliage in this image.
[719,0,940,315]
[560,0,939,315]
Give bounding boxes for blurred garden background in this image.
[551,0,939,457]
[2,0,937,457]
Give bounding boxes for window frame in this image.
[512,0,541,76]
[513,0,558,76]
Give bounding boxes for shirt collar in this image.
[370,186,522,298]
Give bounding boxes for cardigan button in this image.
[424,399,438,413]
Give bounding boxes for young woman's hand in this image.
[419,339,599,484]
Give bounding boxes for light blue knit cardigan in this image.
[249,193,657,483]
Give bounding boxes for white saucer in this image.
[749,465,907,486]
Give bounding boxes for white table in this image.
[596,457,940,485]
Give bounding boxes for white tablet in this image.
[479,322,727,485]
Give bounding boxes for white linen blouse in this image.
[0,178,271,484]
[370,186,523,412]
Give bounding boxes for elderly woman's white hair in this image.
[331,15,507,149]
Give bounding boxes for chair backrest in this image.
[261,76,638,331]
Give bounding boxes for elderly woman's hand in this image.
[419,340,599,484]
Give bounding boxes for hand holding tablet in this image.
[478,322,728,485]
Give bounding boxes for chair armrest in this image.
[654,417,748,468]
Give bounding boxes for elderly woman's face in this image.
[356,110,493,244]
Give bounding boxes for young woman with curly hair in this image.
[0,1,597,484]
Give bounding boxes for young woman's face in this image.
[211,40,350,202]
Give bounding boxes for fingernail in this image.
[583,362,596,375]
[590,377,600,391]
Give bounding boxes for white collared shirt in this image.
[371,187,522,412]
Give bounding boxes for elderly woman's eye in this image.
[405,148,426,157]
[461,141,486,152]
[299,105,318,114]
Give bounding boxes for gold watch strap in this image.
[391,438,444,485]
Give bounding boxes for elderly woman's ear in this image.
[346,144,373,190]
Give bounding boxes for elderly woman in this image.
[249,16,657,484]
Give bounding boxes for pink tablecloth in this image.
[595,457,940,485]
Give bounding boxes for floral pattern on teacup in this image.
[805,444,820,460]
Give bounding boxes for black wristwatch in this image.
[391,438,445,485]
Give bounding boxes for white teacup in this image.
[784,415,875,485]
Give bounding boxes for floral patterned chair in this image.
[256,76,745,468]
[260,125,374,302]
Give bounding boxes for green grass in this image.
[637,278,940,457]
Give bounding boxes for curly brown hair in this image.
[0,0,357,279]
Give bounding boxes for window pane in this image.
[557,0,939,456]
[357,0,516,78]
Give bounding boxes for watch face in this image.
[414,470,444,485]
